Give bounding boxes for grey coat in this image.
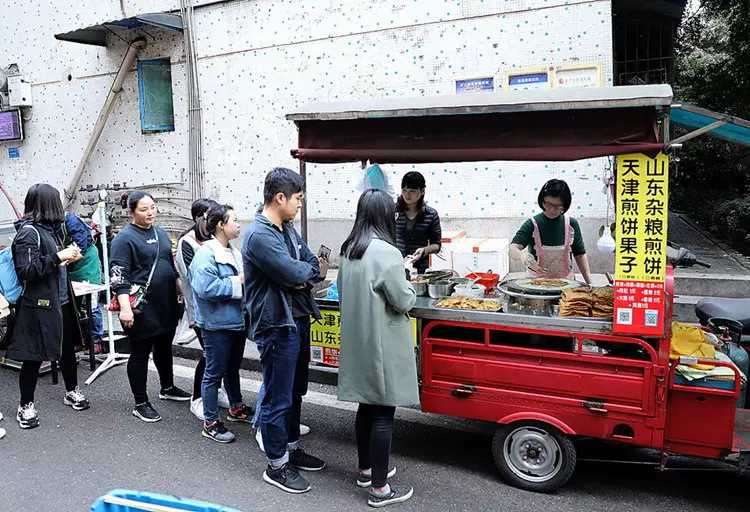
[337,239,418,407]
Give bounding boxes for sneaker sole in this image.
[293,462,327,472]
[262,471,311,494]
[132,410,162,423]
[201,430,235,444]
[225,416,252,424]
[63,398,90,411]
[158,394,191,402]
[17,419,39,429]
[368,488,414,508]
[357,467,397,488]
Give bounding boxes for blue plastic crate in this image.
[90,490,242,512]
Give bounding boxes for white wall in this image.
[0,0,613,228]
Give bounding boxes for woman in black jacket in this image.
[110,191,191,423]
[8,183,90,430]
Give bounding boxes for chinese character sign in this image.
[615,152,669,282]
[310,309,418,367]
[613,152,669,336]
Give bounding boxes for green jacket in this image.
[337,239,419,407]
[67,245,102,285]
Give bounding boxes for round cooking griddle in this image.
[504,277,583,297]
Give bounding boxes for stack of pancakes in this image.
[559,286,614,318]
[559,288,592,317]
[591,287,614,318]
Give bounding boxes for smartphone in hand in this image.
[318,244,331,261]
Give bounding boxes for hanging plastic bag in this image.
[357,164,394,194]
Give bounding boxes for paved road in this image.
[0,358,746,512]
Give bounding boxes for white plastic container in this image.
[451,238,510,279]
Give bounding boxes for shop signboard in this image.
[507,69,550,90]
[455,77,495,94]
[613,152,669,336]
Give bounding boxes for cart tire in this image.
[491,422,576,493]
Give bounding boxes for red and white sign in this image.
[613,280,665,336]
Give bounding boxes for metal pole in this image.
[300,160,308,242]
[65,39,147,210]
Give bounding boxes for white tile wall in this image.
[0,0,613,223]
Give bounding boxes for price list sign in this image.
[613,152,669,336]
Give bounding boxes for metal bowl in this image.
[428,280,455,299]
[412,281,429,296]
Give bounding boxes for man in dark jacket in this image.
[243,168,327,494]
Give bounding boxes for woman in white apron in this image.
[510,179,592,284]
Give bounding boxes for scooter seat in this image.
[695,298,750,334]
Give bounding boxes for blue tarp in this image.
[671,104,750,147]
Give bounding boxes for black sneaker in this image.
[368,486,414,508]
[132,402,162,423]
[63,387,91,411]
[290,448,327,472]
[158,386,192,402]
[226,404,253,423]
[357,467,397,488]
[17,402,40,429]
[202,421,236,443]
[263,463,311,494]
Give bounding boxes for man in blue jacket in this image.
[243,167,327,494]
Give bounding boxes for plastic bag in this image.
[357,164,394,194]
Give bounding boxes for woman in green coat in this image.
[337,189,417,508]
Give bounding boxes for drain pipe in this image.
[0,180,21,219]
[64,38,147,209]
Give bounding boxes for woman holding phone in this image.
[8,183,89,429]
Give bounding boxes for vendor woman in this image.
[510,179,592,284]
[396,171,442,274]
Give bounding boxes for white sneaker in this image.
[218,388,230,409]
[17,402,39,429]
[255,428,265,453]
[300,423,311,436]
[190,398,205,421]
[0,411,4,421]
[0,427,5,440]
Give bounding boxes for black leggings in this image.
[127,329,176,404]
[192,327,205,399]
[356,403,397,488]
[19,302,78,405]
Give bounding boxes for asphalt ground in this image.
[0,357,747,512]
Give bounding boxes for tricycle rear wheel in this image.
[491,422,576,493]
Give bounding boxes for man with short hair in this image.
[243,167,328,494]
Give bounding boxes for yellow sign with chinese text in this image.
[614,152,669,282]
[310,309,417,367]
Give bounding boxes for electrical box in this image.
[7,75,32,107]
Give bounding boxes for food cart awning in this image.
[670,103,750,147]
[55,13,183,47]
[286,85,673,163]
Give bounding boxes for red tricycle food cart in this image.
[286,84,750,492]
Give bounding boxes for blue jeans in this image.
[91,302,104,339]
[252,382,265,428]
[201,328,246,423]
[256,317,310,465]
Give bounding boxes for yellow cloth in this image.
[670,321,716,370]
